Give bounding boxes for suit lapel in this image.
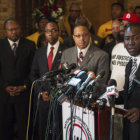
[4,38,15,57]
[126,59,140,94]
[131,63,140,92]
[41,46,49,72]
[71,47,78,66]
[80,45,94,68]
[51,43,63,71]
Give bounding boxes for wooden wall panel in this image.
[83,0,123,33]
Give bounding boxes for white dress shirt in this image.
[77,43,90,58]
[47,41,60,62]
[8,39,19,50]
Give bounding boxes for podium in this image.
[62,101,125,140]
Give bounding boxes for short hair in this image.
[134,6,140,13]
[3,18,19,29]
[73,23,89,32]
[111,2,124,11]
[75,17,89,28]
[45,21,59,30]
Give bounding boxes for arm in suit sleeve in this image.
[61,50,66,64]
[23,43,36,89]
[29,50,40,82]
[93,52,110,97]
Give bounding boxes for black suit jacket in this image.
[117,60,140,109]
[30,43,65,91]
[116,60,140,140]
[0,37,35,102]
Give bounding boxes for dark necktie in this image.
[47,46,54,71]
[78,51,84,66]
[128,58,137,93]
[12,43,17,56]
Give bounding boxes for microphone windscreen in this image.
[69,63,77,69]
[108,79,117,86]
[87,71,95,80]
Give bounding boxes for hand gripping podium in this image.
[62,101,125,140]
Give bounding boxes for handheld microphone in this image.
[106,79,118,116]
[106,79,118,98]
[85,71,105,92]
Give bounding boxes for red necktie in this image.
[78,51,84,66]
[48,46,54,71]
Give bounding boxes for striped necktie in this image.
[12,43,17,56]
[78,51,84,66]
[128,58,137,93]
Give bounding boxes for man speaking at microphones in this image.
[61,22,109,97]
[30,21,66,140]
[116,23,140,140]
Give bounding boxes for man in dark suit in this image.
[0,18,35,140]
[30,21,65,140]
[61,23,109,96]
[116,23,140,140]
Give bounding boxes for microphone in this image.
[106,79,118,116]
[106,79,118,98]
[97,98,107,110]
[132,74,140,86]
[75,71,95,100]
[41,63,77,81]
[57,70,88,104]
[85,71,105,92]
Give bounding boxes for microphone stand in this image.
[109,95,115,140]
[69,97,74,140]
[66,89,75,140]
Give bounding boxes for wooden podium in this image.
[62,101,125,140]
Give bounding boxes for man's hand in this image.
[42,91,51,102]
[5,85,26,96]
[124,108,140,123]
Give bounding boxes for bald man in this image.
[116,23,140,140]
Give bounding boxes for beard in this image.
[116,31,124,42]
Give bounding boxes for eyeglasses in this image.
[6,27,20,32]
[124,34,140,42]
[45,29,58,34]
[73,33,89,39]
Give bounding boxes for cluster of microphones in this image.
[36,62,140,108]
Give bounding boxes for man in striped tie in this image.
[117,23,140,140]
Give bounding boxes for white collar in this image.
[131,55,140,67]
[8,39,20,49]
[77,43,90,57]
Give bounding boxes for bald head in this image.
[112,19,121,38]
[124,23,140,56]
[125,23,140,34]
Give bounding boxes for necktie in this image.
[47,46,54,71]
[78,51,84,66]
[12,43,17,56]
[128,58,137,93]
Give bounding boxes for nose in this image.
[129,37,135,45]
